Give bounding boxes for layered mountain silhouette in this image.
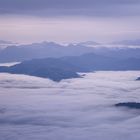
[0,41,140,63]
[0,53,140,81]
[0,42,95,62]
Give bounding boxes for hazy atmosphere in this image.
[0,0,140,43]
[0,0,140,140]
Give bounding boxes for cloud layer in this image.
[0,71,140,140]
[0,0,140,17]
[0,0,140,44]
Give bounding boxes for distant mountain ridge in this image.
[0,40,17,49]
[61,53,140,71]
[0,42,95,62]
[111,39,140,46]
[0,41,140,63]
[92,47,140,59]
[77,41,100,46]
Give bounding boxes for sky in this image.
[0,0,140,43]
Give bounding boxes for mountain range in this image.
[0,40,140,81]
[111,39,140,46]
[0,52,140,81]
[0,58,81,81]
[0,41,140,63]
[0,42,94,62]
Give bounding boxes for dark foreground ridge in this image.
[0,53,140,81]
[0,58,81,81]
[115,102,140,109]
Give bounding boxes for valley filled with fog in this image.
[1,0,140,139]
[0,71,140,140]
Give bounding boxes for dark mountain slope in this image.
[61,53,140,71]
[0,58,81,81]
[92,47,140,59]
[0,53,140,81]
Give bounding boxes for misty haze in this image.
[0,0,140,140]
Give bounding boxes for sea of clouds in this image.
[0,71,140,140]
